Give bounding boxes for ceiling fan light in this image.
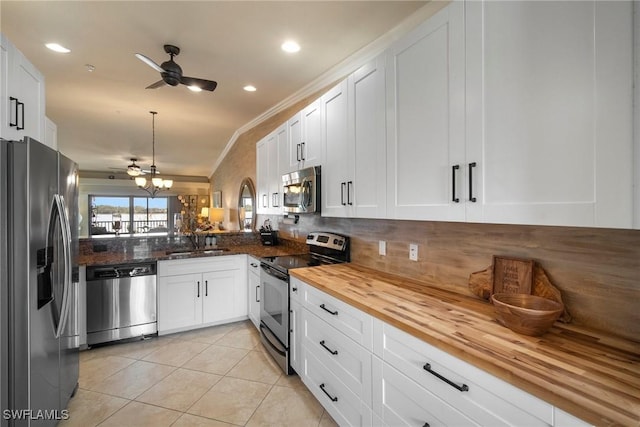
[152,177,163,187]
[188,85,202,92]
[127,167,141,177]
[163,179,174,189]
[135,177,147,187]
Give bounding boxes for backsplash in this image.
[259,213,640,342]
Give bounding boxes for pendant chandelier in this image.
[135,111,173,197]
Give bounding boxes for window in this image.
[89,196,170,236]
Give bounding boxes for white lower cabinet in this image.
[157,255,247,334]
[291,277,592,427]
[247,256,261,329]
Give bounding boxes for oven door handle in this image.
[260,323,287,357]
[260,263,288,282]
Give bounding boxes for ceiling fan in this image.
[135,44,218,92]
[109,158,157,176]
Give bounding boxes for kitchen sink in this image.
[166,248,229,257]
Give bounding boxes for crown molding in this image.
[209,1,446,177]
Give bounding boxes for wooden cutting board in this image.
[492,256,534,294]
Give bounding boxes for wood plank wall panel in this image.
[275,216,640,342]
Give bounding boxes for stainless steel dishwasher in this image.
[86,262,157,345]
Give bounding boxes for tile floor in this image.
[60,321,338,427]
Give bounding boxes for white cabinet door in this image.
[158,273,203,332]
[256,136,270,214]
[386,1,466,221]
[1,34,45,142]
[288,99,322,172]
[321,80,351,217]
[351,55,387,219]
[322,55,387,219]
[289,299,302,374]
[465,0,633,228]
[202,269,240,324]
[247,257,261,330]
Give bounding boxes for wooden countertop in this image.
[290,263,640,427]
[78,244,302,266]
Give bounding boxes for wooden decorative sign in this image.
[492,256,534,295]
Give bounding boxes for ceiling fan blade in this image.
[180,76,217,92]
[145,80,167,89]
[135,53,164,73]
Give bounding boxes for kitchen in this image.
[1,1,639,427]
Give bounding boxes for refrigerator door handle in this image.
[50,194,72,339]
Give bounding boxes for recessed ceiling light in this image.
[281,40,300,53]
[45,43,70,53]
[188,85,202,92]
[243,85,257,92]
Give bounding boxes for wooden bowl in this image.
[491,293,564,336]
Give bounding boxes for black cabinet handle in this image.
[423,363,469,392]
[341,182,346,206]
[423,423,430,427]
[205,280,208,297]
[452,165,460,203]
[319,340,338,355]
[347,181,353,205]
[250,263,258,268]
[319,383,338,402]
[319,303,338,316]
[256,285,260,302]
[292,287,297,293]
[9,97,19,128]
[197,281,200,298]
[17,100,24,130]
[468,162,477,203]
[296,143,301,161]
[300,142,306,160]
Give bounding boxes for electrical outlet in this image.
[409,243,418,261]
[379,240,386,256]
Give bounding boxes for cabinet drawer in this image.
[158,255,242,276]
[374,321,552,426]
[303,309,372,405]
[373,357,477,427]
[302,349,372,427]
[303,284,373,350]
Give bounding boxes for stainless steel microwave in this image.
[282,166,320,214]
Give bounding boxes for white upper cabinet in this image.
[465,0,633,228]
[44,116,58,150]
[322,55,387,218]
[256,123,287,215]
[288,99,322,172]
[386,2,466,221]
[1,34,45,142]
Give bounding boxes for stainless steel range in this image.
[259,231,349,374]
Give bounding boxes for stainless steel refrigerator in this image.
[1,137,79,426]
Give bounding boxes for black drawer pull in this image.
[319,340,338,355]
[340,182,346,206]
[319,383,338,402]
[300,142,306,160]
[452,164,460,203]
[468,162,477,203]
[197,281,200,298]
[9,97,18,127]
[423,363,469,392]
[17,100,24,130]
[256,285,260,302]
[205,280,208,297]
[319,303,338,316]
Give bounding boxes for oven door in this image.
[259,263,289,346]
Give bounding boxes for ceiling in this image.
[1,1,426,178]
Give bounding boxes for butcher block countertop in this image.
[290,263,640,427]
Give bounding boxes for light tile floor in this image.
[60,321,338,427]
